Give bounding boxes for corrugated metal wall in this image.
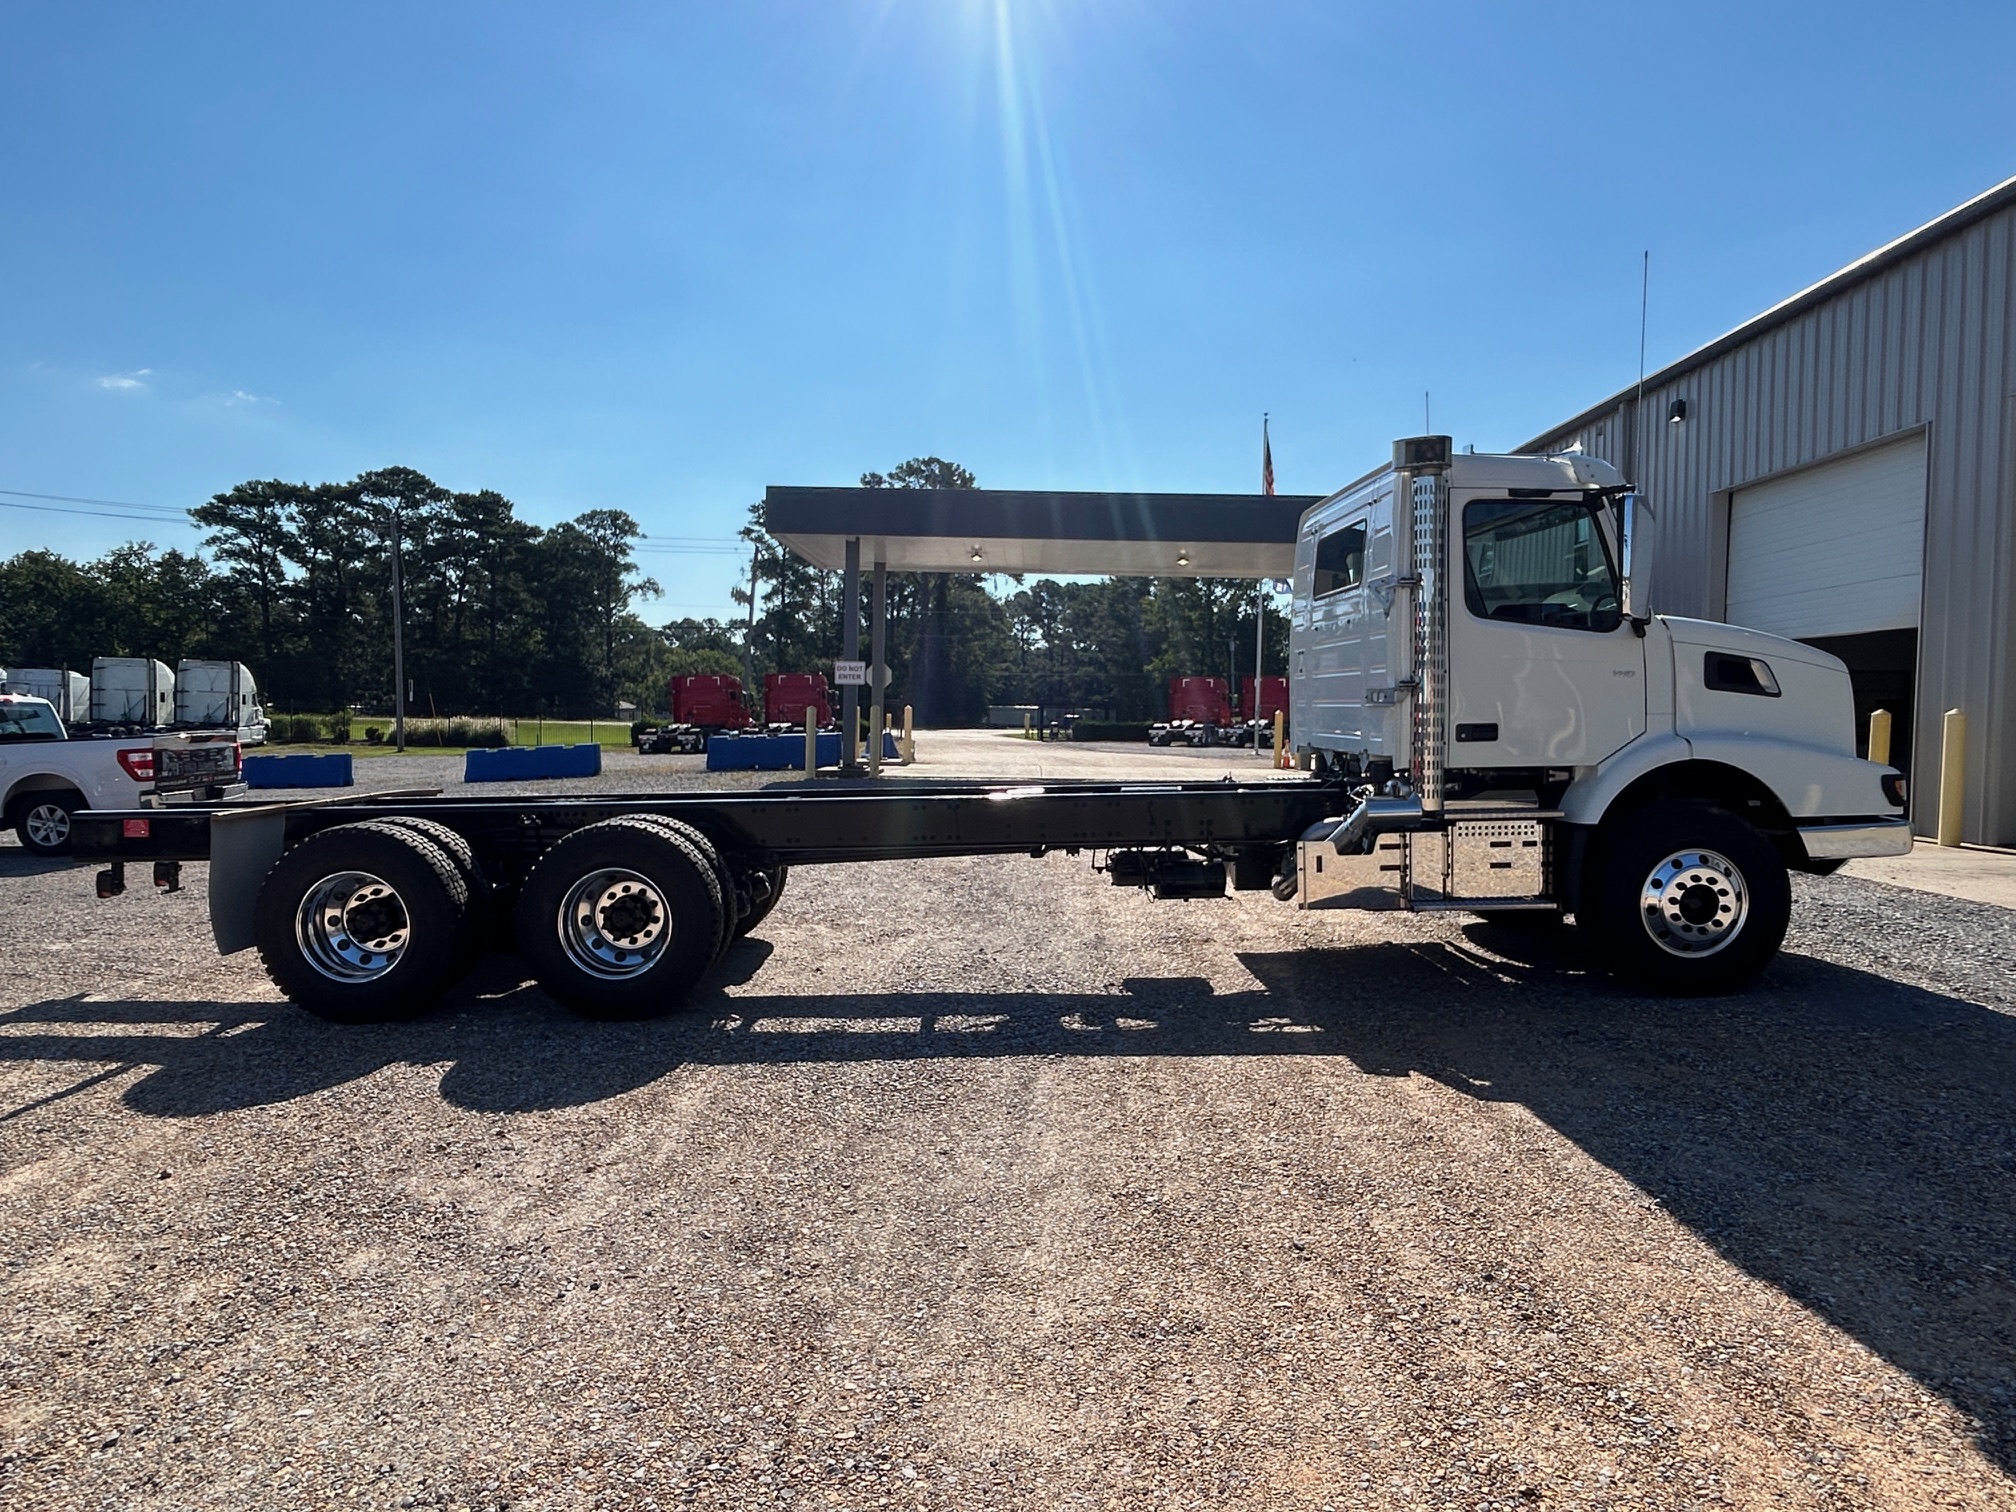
[1526,201,2016,845]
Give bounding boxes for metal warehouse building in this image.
[1523,174,2016,846]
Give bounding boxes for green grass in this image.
[268,716,637,750]
[508,719,635,748]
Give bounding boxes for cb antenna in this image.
[1632,249,1650,482]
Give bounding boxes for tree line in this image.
[0,457,1285,723]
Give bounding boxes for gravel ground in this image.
[3,743,2015,1510]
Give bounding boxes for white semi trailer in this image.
[76,437,1908,1022]
[90,658,176,727]
[4,668,91,724]
[175,660,269,745]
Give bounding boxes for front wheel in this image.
[1582,801,1790,995]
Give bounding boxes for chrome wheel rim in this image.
[558,867,670,980]
[23,803,72,848]
[1640,848,1749,958]
[296,871,411,982]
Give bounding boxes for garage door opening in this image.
[1725,434,1927,794]
[1797,627,1917,775]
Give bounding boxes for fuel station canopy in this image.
[763,487,1317,580]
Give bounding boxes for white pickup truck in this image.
[0,694,247,856]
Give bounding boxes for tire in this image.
[253,821,471,1023]
[371,816,490,971]
[1582,800,1790,995]
[735,865,788,937]
[13,791,82,856]
[620,814,736,966]
[514,817,725,1020]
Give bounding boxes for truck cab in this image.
[1289,438,1909,991]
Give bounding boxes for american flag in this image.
[1261,414,1275,496]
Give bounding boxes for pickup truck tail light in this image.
[116,747,156,782]
[1881,773,1908,808]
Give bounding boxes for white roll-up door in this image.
[1726,435,1926,639]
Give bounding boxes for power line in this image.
[1,486,751,554]
[0,485,187,515]
[0,498,199,527]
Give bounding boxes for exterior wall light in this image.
[1176,551,1191,567]
[969,546,984,562]
[1668,399,1688,424]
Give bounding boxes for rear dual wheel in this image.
[515,817,726,1020]
[254,820,471,1023]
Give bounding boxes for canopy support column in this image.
[869,557,888,776]
[840,536,862,774]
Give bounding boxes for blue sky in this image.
[4,0,2012,620]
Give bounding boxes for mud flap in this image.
[209,809,289,954]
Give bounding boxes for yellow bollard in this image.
[804,706,818,779]
[902,704,915,764]
[1866,708,1892,767]
[1272,709,1288,769]
[1937,708,1966,847]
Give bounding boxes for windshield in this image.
[1462,497,1621,632]
[0,702,65,741]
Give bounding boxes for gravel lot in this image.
[4,736,2015,1509]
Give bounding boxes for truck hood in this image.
[1662,616,1857,758]
[1659,616,1847,673]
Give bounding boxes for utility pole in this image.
[742,541,761,691]
[391,508,406,753]
[1253,580,1267,757]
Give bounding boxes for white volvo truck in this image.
[73,437,1909,1021]
[1287,436,1908,990]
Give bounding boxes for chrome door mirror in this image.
[1618,492,1653,623]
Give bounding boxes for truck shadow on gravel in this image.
[3,926,2013,1465]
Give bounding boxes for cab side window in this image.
[1462,499,1621,632]
[1312,523,1366,598]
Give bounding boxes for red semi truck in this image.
[764,673,833,729]
[636,675,755,754]
[1230,675,1290,747]
[1149,677,1234,746]
[672,675,753,731]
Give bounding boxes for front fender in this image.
[1683,735,1895,820]
[1558,734,1693,826]
[1563,732,1899,827]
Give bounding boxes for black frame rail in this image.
[72,777,1344,879]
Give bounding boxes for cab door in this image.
[1291,490,1398,758]
[1446,492,1644,766]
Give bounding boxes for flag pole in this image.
[1256,415,1272,757]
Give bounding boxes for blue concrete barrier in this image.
[705,731,902,772]
[243,752,354,789]
[463,743,604,783]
